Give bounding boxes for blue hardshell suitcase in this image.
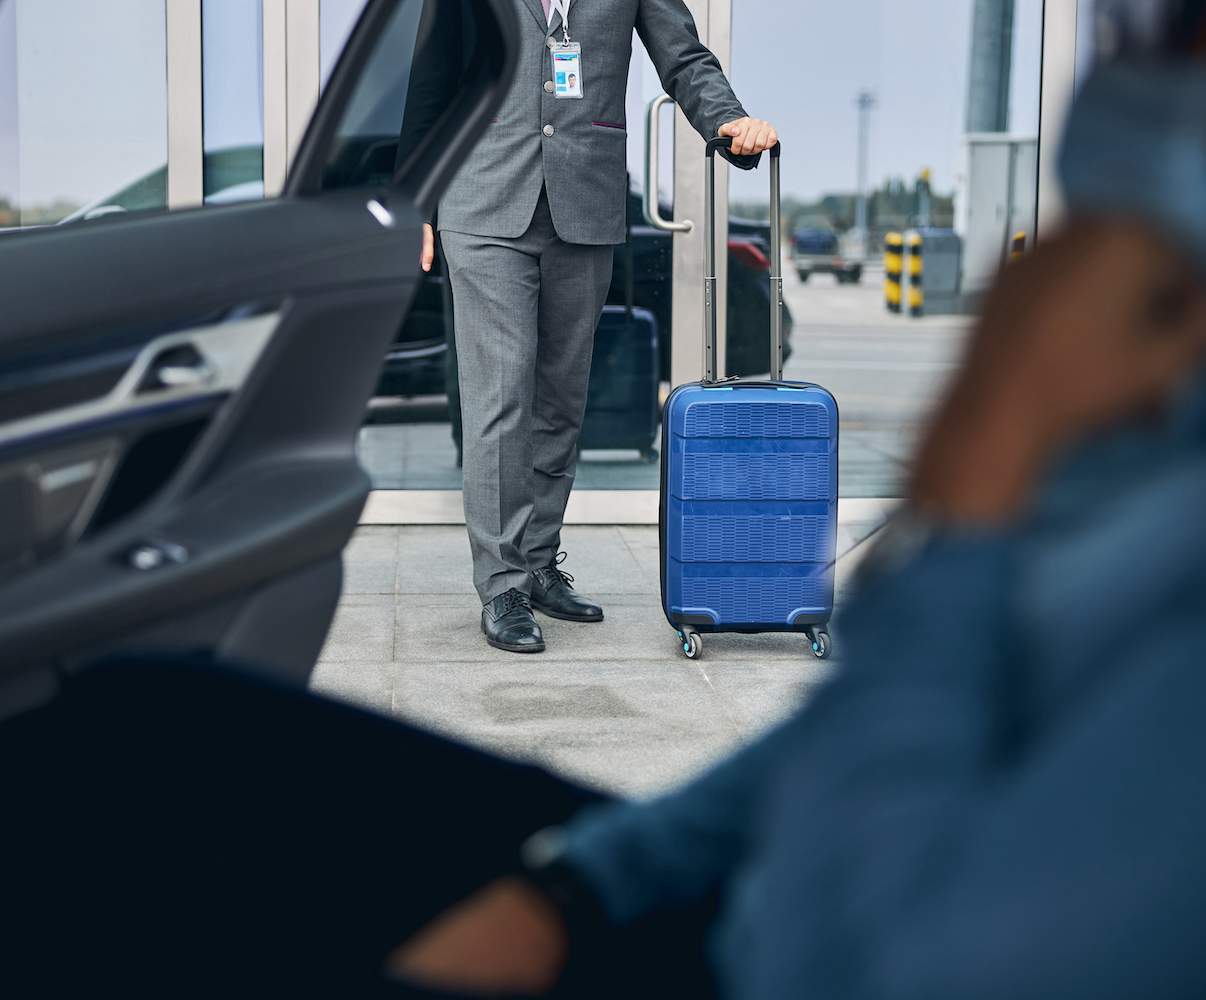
[660,140,838,660]
[579,304,660,461]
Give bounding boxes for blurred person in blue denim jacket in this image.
[12,3,1206,996]
[386,2,1206,997]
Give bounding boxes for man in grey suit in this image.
[417,0,778,653]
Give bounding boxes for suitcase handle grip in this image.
[703,140,782,382]
[705,136,782,158]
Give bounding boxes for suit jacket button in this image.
[546,36,555,48]
[544,80,555,93]
[543,124,555,136]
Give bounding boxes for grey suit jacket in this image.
[435,0,754,245]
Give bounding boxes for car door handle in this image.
[139,344,217,392]
[156,360,216,387]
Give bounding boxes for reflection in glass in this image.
[202,0,265,203]
[0,0,167,227]
[724,0,1044,498]
[0,0,17,228]
[321,0,372,90]
[351,0,800,490]
[320,0,423,191]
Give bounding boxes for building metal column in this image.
[1037,0,1078,237]
[966,0,1015,133]
[166,0,204,209]
[671,0,732,387]
[263,0,319,197]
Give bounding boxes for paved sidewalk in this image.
[310,510,892,799]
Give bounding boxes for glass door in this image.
[0,0,168,227]
[727,0,1045,499]
[357,21,681,492]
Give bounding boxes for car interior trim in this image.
[0,312,280,452]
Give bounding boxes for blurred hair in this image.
[1094,0,1206,60]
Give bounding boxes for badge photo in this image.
[551,43,583,99]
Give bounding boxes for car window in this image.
[320,0,426,191]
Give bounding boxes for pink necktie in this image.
[542,0,550,21]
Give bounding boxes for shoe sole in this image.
[484,635,546,653]
[530,603,604,623]
[481,621,546,653]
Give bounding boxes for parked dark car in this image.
[375,188,795,401]
[793,226,862,284]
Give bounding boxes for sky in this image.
[724,0,1045,204]
[0,0,368,211]
[203,0,264,152]
[0,0,168,210]
[0,0,1049,211]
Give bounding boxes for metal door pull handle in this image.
[644,94,693,233]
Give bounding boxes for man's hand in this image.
[912,219,1206,523]
[421,222,435,272]
[383,877,568,997]
[718,117,778,157]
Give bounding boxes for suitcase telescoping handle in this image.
[704,137,782,382]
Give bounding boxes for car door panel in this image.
[0,0,518,714]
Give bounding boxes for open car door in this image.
[0,0,516,714]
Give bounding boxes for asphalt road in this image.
[781,263,973,496]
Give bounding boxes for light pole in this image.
[854,89,876,255]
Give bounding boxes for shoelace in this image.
[545,551,574,586]
[495,590,532,615]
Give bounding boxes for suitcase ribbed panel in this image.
[682,576,824,622]
[680,515,828,563]
[683,401,830,439]
[662,382,839,632]
[680,454,829,501]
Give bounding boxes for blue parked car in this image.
[793,226,862,284]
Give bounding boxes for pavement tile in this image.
[317,601,395,663]
[396,526,477,595]
[556,526,651,594]
[698,658,833,737]
[331,593,395,607]
[394,599,683,664]
[319,502,886,795]
[340,526,399,594]
[309,660,396,716]
[390,657,740,796]
[615,526,661,592]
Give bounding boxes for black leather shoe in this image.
[530,553,604,622]
[481,589,545,653]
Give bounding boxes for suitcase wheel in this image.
[807,628,832,660]
[677,629,703,659]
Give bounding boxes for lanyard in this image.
[549,0,571,41]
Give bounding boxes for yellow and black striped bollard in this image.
[884,232,903,313]
[1011,231,1027,262]
[906,231,923,317]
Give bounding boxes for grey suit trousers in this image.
[442,191,613,603]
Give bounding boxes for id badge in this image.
[550,42,583,99]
